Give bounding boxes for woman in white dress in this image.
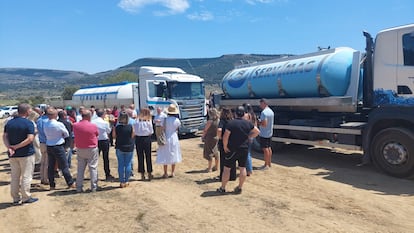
[156,104,182,178]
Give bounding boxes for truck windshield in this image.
[168,82,205,100]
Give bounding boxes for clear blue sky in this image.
[1,0,413,74]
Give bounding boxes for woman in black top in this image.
[217,107,236,181]
[113,111,135,188]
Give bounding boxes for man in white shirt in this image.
[92,109,113,181]
[90,105,98,120]
[76,106,85,122]
[154,107,167,146]
[129,104,138,119]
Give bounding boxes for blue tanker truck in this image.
[216,24,414,178]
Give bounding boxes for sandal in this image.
[168,173,175,178]
[162,174,168,179]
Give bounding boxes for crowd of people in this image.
[2,98,274,205]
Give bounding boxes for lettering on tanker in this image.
[250,59,316,79]
[225,58,319,89]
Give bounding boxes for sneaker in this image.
[105,175,115,181]
[259,165,269,170]
[23,197,39,204]
[233,186,242,194]
[12,200,21,206]
[216,187,226,193]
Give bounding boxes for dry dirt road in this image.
[0,120,413,233]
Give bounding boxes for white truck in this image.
[69,66,206,134]
[135,66,206,134]
[216,24,414,177]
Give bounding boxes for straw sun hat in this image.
[167,104,179,114]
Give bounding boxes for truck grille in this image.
[178,102,205,130]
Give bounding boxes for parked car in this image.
[0,106,18,119]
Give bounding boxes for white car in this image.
[0,105,18,119]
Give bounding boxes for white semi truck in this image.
[135,66,206,134]
[216,24,414,177]
[70,66,206,134]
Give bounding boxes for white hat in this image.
[167,104,179,115]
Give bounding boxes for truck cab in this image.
[137,66,206,134]
[373,24,414,97]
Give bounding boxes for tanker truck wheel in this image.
[371,127,414,178]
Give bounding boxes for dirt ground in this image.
[0,119,414,233]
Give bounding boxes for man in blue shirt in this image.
[36,109,49,185]
[3,103,38,205]
[258,98,275,170]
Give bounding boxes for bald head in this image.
[17,103,32,117]
[81,109,92,121]
[46,107,58,120]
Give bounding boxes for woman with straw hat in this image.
[156,104,182,178]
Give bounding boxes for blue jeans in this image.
[67,148,73,168]
[246,141,253,173]
[116,149,133,183]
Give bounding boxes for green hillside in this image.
[0,54,288,101]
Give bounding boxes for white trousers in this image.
[10,155,35,202]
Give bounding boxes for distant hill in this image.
[102,54,287,84]
[0,54,289,99]
[0,68,95,99]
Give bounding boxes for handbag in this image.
[156,118,167,146]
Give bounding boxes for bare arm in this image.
[259,118,268,128]
[202,120,212,138]
[3,132,10,148]
[112,127,117,139]
[131,126,135,138]
[4,132,34,156]
[223,129,231,153]
[249,126,260,139]
[217,128,222,140]
[2,132,14,156]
